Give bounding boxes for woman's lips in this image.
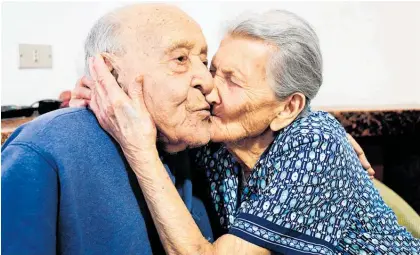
[211,107,222,118]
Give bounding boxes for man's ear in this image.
[100,52,117,73]
[270,93,306,132]
[100,52,123,88]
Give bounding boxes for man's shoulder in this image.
[4,107,107,149]
[31,107,97,128]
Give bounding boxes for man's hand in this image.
[347,133,375,179]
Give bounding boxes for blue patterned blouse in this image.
[194,111,419,254]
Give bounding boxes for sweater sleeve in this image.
[2,142,58,255]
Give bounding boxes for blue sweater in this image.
[1,108,213,255]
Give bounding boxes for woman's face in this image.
[208,35,283,143]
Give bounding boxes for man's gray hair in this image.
[228,10,323,116]
[84,11,125,77]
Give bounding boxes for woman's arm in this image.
[88,55,269,255]
[130,148,269,255]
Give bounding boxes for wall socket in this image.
[19,44,52,69]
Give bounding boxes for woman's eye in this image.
[229,78,236,85]
[229,76,241,86]
[203,61,208,67]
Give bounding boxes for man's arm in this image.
[2,143,58,255]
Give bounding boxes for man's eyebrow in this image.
[165,40,195,53]
[165,40,208,55]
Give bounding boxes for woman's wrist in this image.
[123,146,160,169]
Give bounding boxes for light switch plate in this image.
[19,44,52,69]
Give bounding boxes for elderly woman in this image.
[72,10,419,255]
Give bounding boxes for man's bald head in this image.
[83,3,213,152]
[84,3,198,76]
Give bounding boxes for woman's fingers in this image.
[72,86,92,100]
[127,76,147,110]
[86,56,157,145]
[92,55,123,98]
[80,76,95,89]
[89,57,97,81]
[89,83,102,122]
[69,79,90,107]
[69,75,94,107]
[69,98,89,108]
[88,56,122,130]
[128,76,144,100]
[347,133,375,177]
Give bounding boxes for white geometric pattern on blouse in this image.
[195,111,420,254]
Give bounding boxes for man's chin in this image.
[187,140,208,149]
[163,143,188,154]
[158,121,211,152]
[160,134,210,153]
[187,132,211,148]
[162,140,208,153]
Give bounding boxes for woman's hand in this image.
[87,55,157,157]
[69,76,94,107]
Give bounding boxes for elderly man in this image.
[1,4,214,255]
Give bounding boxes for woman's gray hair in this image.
[228,10,323,116]
[83,11,125,77]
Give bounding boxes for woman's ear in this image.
[270,93,306,132]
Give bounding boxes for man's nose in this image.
[191,59,214,96]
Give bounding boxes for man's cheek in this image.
[170,86,191,106]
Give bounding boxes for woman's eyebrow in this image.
[221,67,246,81]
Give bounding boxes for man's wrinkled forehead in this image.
[116,4,207,56]
[145,22,207,56]
[164,38,208,55]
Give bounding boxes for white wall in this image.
[2,1,420,107]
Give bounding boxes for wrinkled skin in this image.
[85,4,214,153]
[207,36,281,144]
